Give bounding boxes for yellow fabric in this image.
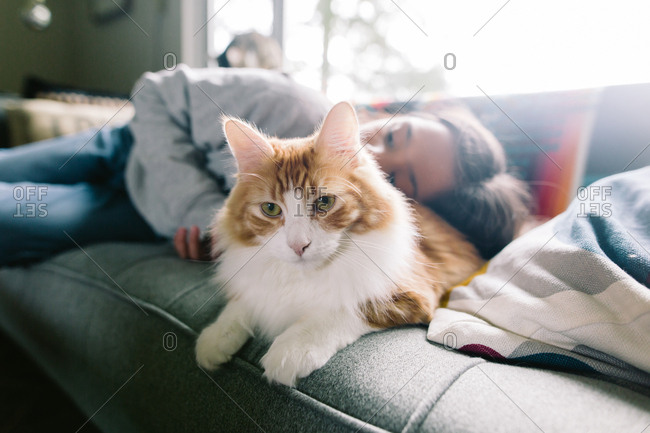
[440,261,490,308]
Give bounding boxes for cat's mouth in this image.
[285,246,341,271]
[287,255,325,272]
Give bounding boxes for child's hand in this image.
[174,225,214,261]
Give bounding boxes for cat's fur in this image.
[196,102,484,386]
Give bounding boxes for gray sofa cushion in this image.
[1,242,648,432]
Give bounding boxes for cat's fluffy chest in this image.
[216,223,417,339]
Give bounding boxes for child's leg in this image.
[0,181,158,267]
[0,124,159,266]
[0,124,133,187]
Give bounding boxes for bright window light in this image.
[207,0,274,60]
[209,0,650,102]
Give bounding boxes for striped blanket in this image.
[428,166,650,390]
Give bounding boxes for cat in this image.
[195,101,484,386]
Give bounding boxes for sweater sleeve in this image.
[125,65,331,239]
[125,67,226,238]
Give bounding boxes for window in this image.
[283,0,444,102]
[207,0,275,63]
[206,0,650,101]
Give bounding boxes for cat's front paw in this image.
[196,334,231,371]
[195,327,235,371]
[260,339,333,387]
[195,302,252,372]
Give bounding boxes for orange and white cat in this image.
[196,102,483,386]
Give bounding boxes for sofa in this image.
[1,240,649,432]
[1,84,650,432]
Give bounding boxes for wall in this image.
[0,0,75,93]
[69,0,183,95]
[584,83,650,183]
[0,0,190,96]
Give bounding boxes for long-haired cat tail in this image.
[195,102,484,387]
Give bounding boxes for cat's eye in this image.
[261,202,282,217]
[315,195,335,212]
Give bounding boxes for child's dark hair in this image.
[417,106,532,259]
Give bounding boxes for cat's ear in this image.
[223,118,275,173]
[316,101,361,165]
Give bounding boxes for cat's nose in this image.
[290,240,311,257]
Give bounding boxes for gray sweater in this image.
[125,65,331,238]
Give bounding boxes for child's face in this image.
[361,116,457,202]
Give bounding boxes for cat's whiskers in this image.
[309,166,339,185]
[313,165,339,174]
[328,249,382,276]
[339,238,403,255]
[321,176,363,197]
[239,172,272,188]
[344,238,445,269]
[339,239,447,286]
[338,242,397,258]
[329,246,405,289]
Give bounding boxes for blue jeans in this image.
[0,125,159,266]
